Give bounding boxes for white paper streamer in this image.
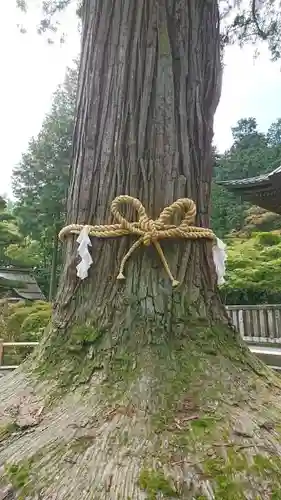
[212,237,227,285]
[75,227,227,285]
[76,227,93,280]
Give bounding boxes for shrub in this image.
[0,300,51,365]
[256,232,281,246]
[222,232,281,304]
[7,308,35,337]
[28,300,50,311]
[21,309,51,340]
[3,301,51,341]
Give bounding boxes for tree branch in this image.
[251,0,268,40]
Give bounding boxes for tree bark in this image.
[48,230,59,302]
[1,1,281,499]
[56,0,224,332]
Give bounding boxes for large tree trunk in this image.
[1,1,281,499]
[58,0,224,327]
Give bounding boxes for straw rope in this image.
[59,195,215,287]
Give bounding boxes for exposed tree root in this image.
[1,328,281,499]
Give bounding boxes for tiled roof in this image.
[0,268,45,301]
[217,166,281,214]
[217,166,281,190]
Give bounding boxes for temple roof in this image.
[0,268,45,301]
[217,166,281,214]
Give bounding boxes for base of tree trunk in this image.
[1,323,281,499]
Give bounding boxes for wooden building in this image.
[0,268,45,302]
[218,165,281,214]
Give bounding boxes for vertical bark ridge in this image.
[57,0,225,328]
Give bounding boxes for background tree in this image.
[0,197,30,296]
[0,196,23,267]
[222,0,281,60]
[267,118,281,146]
[12,63,77,298]
[2,1,281,499]
[211,117,281,235]
[4,238,41,268]
[231,117,260,144]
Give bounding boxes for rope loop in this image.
[59,195,215,287]
[158,198,196,227]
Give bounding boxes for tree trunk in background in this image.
[1,2,281,499]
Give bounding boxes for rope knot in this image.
[59,195,215,287]
[141,218,158,246]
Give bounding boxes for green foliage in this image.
[211,181,246,237]
[0,200,30,296]
[256,232,281,246]
[222,1,281,61]
[7,309,34,337]
[212,117,281,305]
[0,300,51,365]
[5,238,42,268]
[138,469,179,499]
[4,459,33,499]
[0,196,6,212]
[211,117,281,237]
[0,196,23,267]
[21,309,51,339]
[18,2,281,61]
[12,4,281,307]
[222,232,281,304]
[3,300,51,341]
[16,0,78,44]
[11,63,78,296]
[267,119,281,146]
[231,117,261,143]
[243,206,281,233]
[13,64,77,238]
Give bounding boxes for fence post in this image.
[0,339,3,367]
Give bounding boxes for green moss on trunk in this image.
[32,313,271,407]
[0,423,20,443]
[138,468,179,498]
[2,318,281,499]
[5,460,33,499]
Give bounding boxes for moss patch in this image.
[68,435,96,455]
[2,442,71,499]
[5,459,33,499]
[33,323,106,402]
[32,316,274,420]
[272,489,281,500]
[138,468,179,499]
[0,422,20,443]
[202,451,281,499]
[26,318,281,498]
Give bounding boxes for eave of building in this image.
[217,166,281,214]
[0,268,45,301]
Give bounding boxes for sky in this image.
[1,3,281,198]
